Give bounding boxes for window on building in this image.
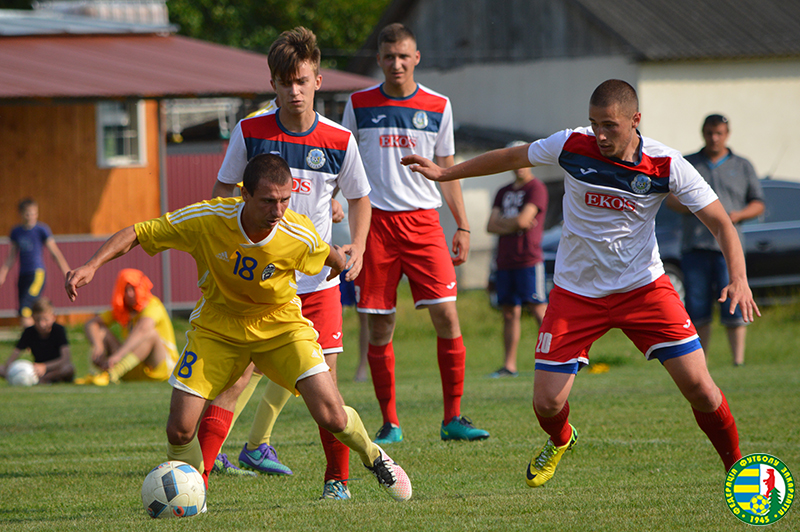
[96,100,146,167]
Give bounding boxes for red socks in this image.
[197,405,233,487]
[437,336,465,423]
[693,391,742,471]
[368,342,399,426]
[319,426,350,483]
[535,401,572,447]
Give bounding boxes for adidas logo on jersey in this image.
[216,251,229,262]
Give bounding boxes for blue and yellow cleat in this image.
[440,415,490,441]
[320,479,351,500]
[373,423,403,445]
[525,424,578,487]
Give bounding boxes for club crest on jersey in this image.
[306,148,326,170]
[412,111,429,129]
[261,263,276,281]
[631,174,652,194]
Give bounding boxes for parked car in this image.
[539,179,800,302]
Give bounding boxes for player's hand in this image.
[33,362,47,378]
[339,243,364,282]
[325,245,347,281]
[718,278,761,323]
[451,229,470,266]
[331,198,345,223]
[401,155,446,181]
[65,266,96,301]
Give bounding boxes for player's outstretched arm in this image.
[694,200,760,322]
[65,226,140,301]
[341,196,371,281]
[325,244,347,282]
[402,143,533,182]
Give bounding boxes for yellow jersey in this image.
[134,197,329,317]
[100,295,178,359]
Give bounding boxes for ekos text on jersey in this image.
[379,135,417,148]
[292,177,312,195]
[585,192,636,212]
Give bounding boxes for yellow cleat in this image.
[91,372,111,386]
[74,374,95,385]
[525,424,578,487]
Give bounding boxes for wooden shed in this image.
[0,8,376,317]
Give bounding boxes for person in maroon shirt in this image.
[486,142,549,377]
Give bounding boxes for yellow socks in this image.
[108,353,141,383]
[167,437,205,474]
[332,405,380,466]
[246,379,292,450]
[222,372,263,448]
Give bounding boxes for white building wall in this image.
[415,55,639,138]
[638,59,800,182]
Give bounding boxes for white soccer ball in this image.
[141,461,206,518]
[7,359,39,386]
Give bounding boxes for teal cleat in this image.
[373,423,403,445]
[212,453,257,477]
[440,415,490,441]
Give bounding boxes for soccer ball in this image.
[141,461,206,518]
[7,359,39,386]
[749,494,770,516]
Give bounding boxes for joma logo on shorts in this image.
[379,135,417,148]
[585,192,636,212]
[292,177,312,195]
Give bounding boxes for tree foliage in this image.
[166,0,391,70]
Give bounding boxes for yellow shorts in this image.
[170,297,329,400]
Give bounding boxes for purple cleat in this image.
[238,443,293,475]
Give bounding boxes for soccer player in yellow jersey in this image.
[76,268,178,385]
[65,154,412,503]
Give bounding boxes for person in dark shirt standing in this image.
[0,297,74,384]
[486,141,549,377]
[667,114,764,366]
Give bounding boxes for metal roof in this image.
[570,0,800,60]
[0,33,378,101]
[0,8,176,36]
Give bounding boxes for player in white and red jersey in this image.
[403,79,759,488]
[341,23,490,445]
[200,27,373,500]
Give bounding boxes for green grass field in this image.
[1,287,798,531]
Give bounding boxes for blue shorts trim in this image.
[496,263,547,307]
[652,337,703,364]
[534,359,588,375]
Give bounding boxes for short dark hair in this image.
[242,154,292,196]
[18,198,36,213]
[31,297,53,315]
[268,26,321,82]
[703,114,729,130]
[378,23,416,48]
[590,79,639,114]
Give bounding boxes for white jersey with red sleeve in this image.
[217,110,371,294]
[527,127,718,298]
[342,83,454,212]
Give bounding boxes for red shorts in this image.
[355,209,457,313]
[300,286,343,354]
[535,275,701,374]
